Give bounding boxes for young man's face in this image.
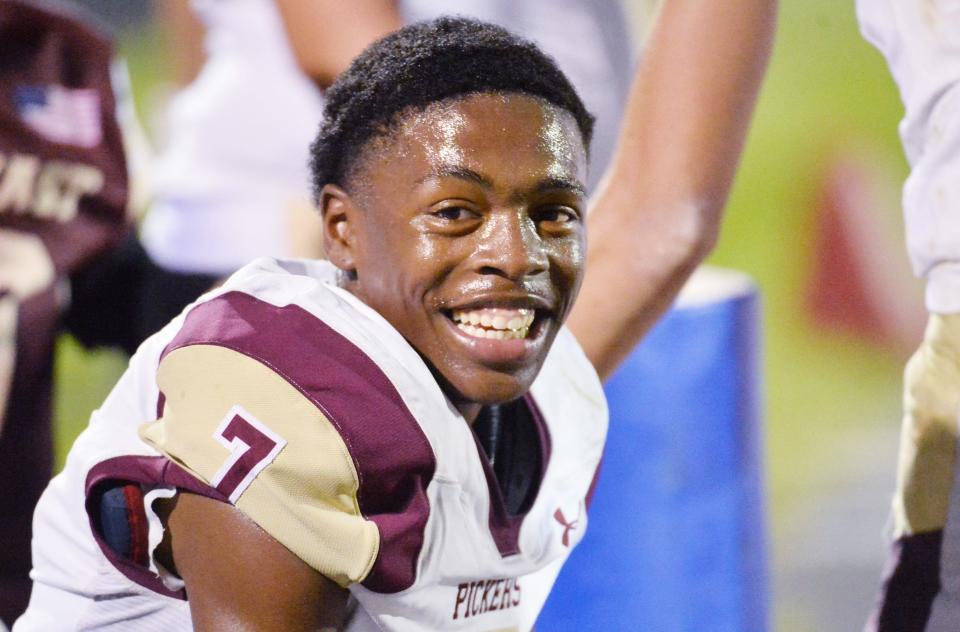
[327,93,588,418]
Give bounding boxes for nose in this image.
[474,208,548,280]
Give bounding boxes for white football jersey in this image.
[18,258,607,632]
[856,0,960,313]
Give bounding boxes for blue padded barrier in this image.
[538,267,767,632]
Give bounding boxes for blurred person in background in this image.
[15,3,775,629]
[858,1,960,630]
[136,0,633,336]
[0,1,133,624]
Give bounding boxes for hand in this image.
[0,228,54,301]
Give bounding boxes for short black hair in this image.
[309,16,595,200]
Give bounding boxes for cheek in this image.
[408,234,448,268]
[556,232,585,278]
[551,234,586,304]
[363,229,462,307]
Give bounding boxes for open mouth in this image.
[448,307,538,341]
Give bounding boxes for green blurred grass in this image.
[711,0,907,514]
[710,5,907,627]
[52,336,126,468]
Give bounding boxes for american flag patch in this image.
[14,85,102,148]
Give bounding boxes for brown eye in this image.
[534,206,578,225]
[433,206,478,221]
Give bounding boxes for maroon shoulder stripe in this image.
[160,291,436,593]
[585,456,603,510]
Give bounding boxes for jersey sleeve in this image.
[856,0,960,313]
[137,290,436,592]
[141,342,380,588]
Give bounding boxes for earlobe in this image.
[319,184,358,275]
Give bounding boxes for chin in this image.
[445,365,539,407]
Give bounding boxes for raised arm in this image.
[567,0,777,380]
[274,0,403,89]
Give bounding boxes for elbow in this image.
[663,198,723,273]
[587,193,725,287]
[294,57,336,89]
[689,216,721,264]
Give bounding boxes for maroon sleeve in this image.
[866,531,942,632]
[0,0,130,277]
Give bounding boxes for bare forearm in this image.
[274,0,402,88]
[159,0,206,86]
[569,0,777,379]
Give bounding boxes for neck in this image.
[456,401,483,425]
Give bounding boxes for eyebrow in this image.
[418,166,586,198]
[530,176,586,198]
[417,165,491,188]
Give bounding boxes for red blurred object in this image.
[806,156,925,354]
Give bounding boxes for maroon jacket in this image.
[0,1,130,624]
[0,0,129,273]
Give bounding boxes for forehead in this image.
[351,93,588,194]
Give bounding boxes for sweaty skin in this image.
[322,94,588,423]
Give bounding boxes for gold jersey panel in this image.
[142,343,380,587]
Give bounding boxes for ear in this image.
[319,184,359,276]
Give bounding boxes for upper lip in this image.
[443,292,555,315]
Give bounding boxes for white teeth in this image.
[450,308,535,339]
[455,322,531,340]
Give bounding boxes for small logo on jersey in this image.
[554,507,580,547]
[14,85,101,148]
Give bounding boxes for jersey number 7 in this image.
[210,405,287,503]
